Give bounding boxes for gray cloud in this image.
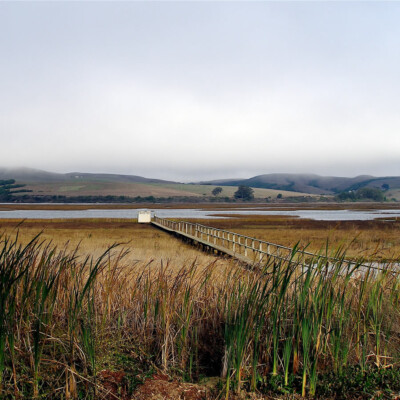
[1,2,400,181]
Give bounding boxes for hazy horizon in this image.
[1,2,400,181]
[0,165,395,185]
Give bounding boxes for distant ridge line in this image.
[1,167,400,197]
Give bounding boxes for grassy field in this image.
[2,212,400,261]
[1,214,400,399]
[150,183,317,199]
[22,181,201,197]
[20,180,317,199]
[0,219,220,268]
[387,188,400,201]
[196,215,400,261]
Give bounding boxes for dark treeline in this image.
[336,187,386,202]
[0,179,32,201]
[7,193,237,204]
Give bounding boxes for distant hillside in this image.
[2,168,399,200]
[0,167,174,184]
[204,173,400,195]
[0,167,67,183]
[0,167,314,199]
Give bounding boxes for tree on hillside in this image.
[336,187,385,202]
[356,187,385,201]
[234,185,254,201]
[212,187,223,196]
[0,179,30,201]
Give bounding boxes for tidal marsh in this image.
[0,216,400,399]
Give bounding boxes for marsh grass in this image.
[0,222,400,398]
[207,215,400,260]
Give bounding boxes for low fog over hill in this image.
[202,173,400,195]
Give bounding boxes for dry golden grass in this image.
[23,181,201,197]
[152,183,317,198]
[1,215,400,398]
[2,211,400,261]
[387,188,400,201]
[20,180,318,199]
[188,215,400,261]
[0,219,224,270]
[1,227,399,399]
[1,203,400,264]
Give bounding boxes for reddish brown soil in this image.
[98,370,129,399]
[132,374,273,400]
[98,371,218,400]
[133,373,209,400]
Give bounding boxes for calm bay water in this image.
[1,208,400,221]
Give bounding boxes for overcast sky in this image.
[1,1,399,181]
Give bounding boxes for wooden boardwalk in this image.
[151,216,399,272]
[152,216,317,266]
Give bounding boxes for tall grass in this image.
[0,231,399,398]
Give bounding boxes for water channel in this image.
[1,207,400,221]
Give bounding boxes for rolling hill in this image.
[2,168,399,200]
[203,173,400,195]
[0,167,173,184]
[0,167,314,199]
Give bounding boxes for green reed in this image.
[0,232,399,399]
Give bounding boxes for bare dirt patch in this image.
[133,374,209,400]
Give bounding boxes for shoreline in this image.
[1,201,400,212]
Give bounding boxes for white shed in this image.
[138,210,152,223]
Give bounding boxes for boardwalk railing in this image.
[152,216,399,273]
[153,216,323,265]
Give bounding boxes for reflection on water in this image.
[0,207,400,221]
